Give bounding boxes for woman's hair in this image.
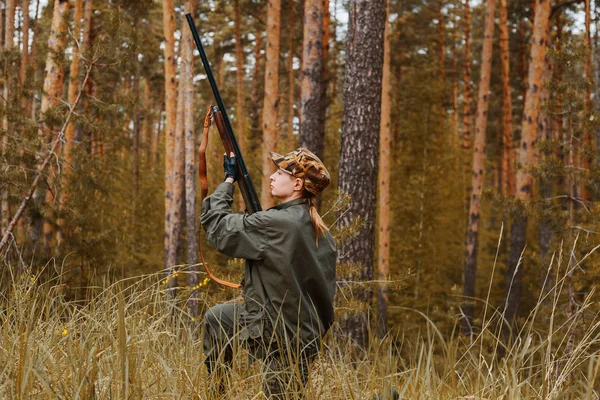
[304,191,329,245]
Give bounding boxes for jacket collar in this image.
[269,198,308,210]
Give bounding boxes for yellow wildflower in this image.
[61,329,68,336]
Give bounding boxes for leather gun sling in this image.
[198,107,242,289]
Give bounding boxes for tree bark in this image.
[499,0,515,197]
[183,0,198,319]
[250,30,263,142]
[437,0,445,81]
[1,0,17,233]
[462,0,472,150]
[20,0,30,85]
[287,0,296,149]
[41,0,70,254]
[163,0,179,287]
[234,0,246,211]
[581,0,592,201]
[63,0,83,178]
[172,55,185,271]
[56,0,83,245]
[377,0,391,340]
[261,0,281,209]
[318,0,330,154]
[461,0,496,338]
[452,23,458,145]
[337,0,386,349]
[503,0,552,344]
[539,34,554,296]
[299,0,324,159]
[595,0,600,183]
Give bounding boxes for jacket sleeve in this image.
[200,182,269,260]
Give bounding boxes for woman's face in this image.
[270,169,303,200]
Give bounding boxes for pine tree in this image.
[503,0,552,344]
[461,0,496,337]
[377,0,392,339]
[337,0,386,349]
[299,0,324,159]
[261,0,281,209]
[163,0,179,287]
[41,0,70,253]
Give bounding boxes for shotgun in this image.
[186,13,262,214]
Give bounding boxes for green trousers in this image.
[203,303,316,399]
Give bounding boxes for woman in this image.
[200,148,337,398]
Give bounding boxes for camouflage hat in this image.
[270,148,331,196]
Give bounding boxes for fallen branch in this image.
[0,62,94,255]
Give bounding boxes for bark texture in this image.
[20,0,30,84]
[377,0,391,340]
[461,0,496,337]
[581,0,592,201]
[163,0,179,277]
[287,1,296,149]
[1,0,17,233]
[299,0,325,159]
[338,0,386,349]
[41,0,70,253]
[504,0,552,343]
[183,0,198,318]
[234,0,246,211]
[595,2,600,180]
[499,0,514,197]
[437,0,445,81]
[64,0,83,175]
[539,27,554,288]
[462,0,472,149]
[261,0,281,209]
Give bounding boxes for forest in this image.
[1,0,600,398]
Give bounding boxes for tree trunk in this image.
[437,0,445,81]
[261,0,281,209]
[163,0,179,289]
[595,0,600,184]
[503,0,552,344]
[183,0,198,319]
[287,0,296,149]
[377,0,391,339]
[299,0,324,159]
[41,0,70,254]
[234,0,246,211]
[539,25,554,291]
[250,30,263,142]
[581,0,592,201]
[499,0,514,197]
[141,79,151,162]
[56,0,83,245]
[63,0,82,179]
[20,0,30,85]
[172,56,185,271]
[461,0,496,338]
[451,24,458,145]
[1,0,16,234]
[132,73,141,198]
[462,0,472,150]
[337,0,386,350]
[519,22,528,109]
[318,0,330,153]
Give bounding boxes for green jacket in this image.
[200,182,337,347]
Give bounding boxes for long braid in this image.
[307,195,329,245]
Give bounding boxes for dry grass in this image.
[1,243,599,399]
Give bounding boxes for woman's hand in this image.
[223,152,238,182]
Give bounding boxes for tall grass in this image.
[1,241,599,399]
